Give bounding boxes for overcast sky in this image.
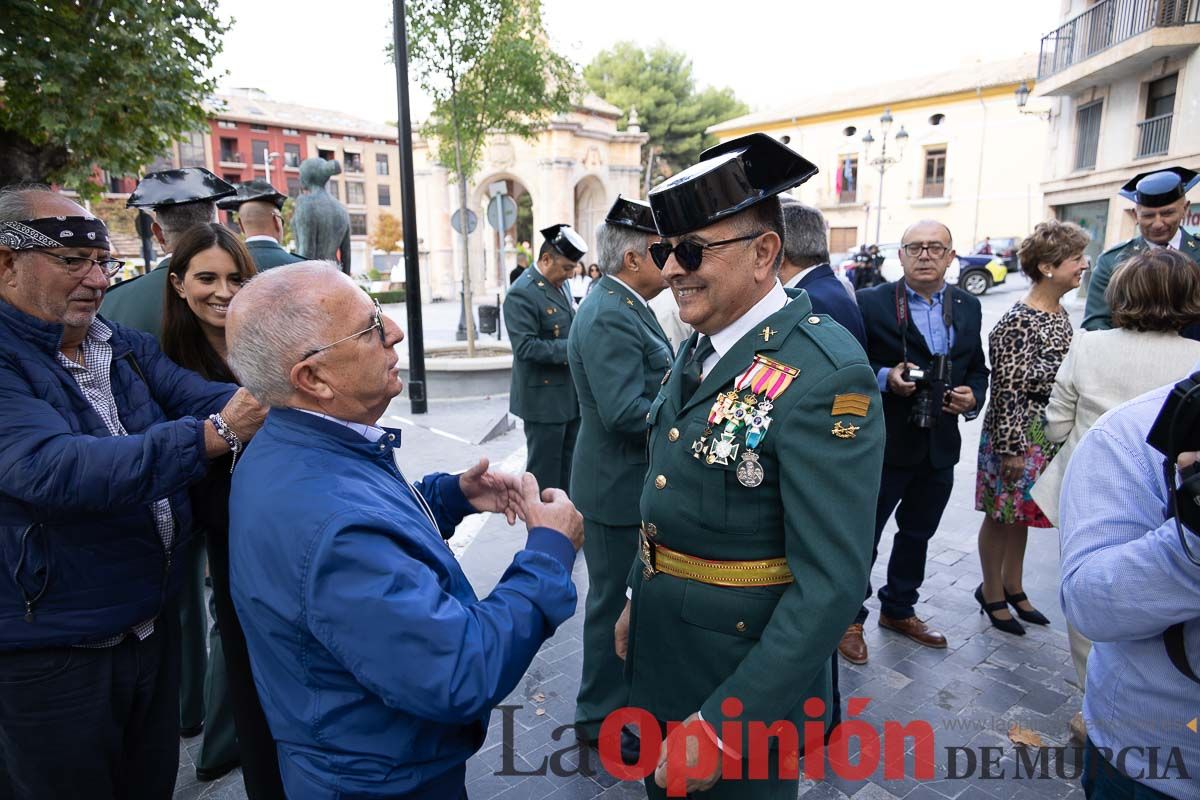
[211,0,1063,125]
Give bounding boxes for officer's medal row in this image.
[691,355,800,488]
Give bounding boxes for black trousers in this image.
[524,418,580,492]
[856,461,955,623]
[0,608,181,800]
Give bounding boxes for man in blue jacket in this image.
[225,262,583,799]
[779,198,866,350]
[0,186,265,799]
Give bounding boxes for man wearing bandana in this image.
[615,134,884,798]
[0,186,265,799]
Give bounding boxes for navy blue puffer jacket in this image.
[0,300,235,649]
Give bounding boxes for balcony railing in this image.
[1038,0,1199,79]
[1136,112,1174,157]
[219,152,244,164]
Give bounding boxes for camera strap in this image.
[895,281,954,366]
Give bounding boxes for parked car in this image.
[837,243,1007,296]
[973,236,1020,270]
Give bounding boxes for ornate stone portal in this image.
[293,157,352,273]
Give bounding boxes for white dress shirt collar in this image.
[608,274,650,307]
[702,280,788,374]
[244,235,280,244]
[294,408,387,442]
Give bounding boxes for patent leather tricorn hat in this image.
[540,223,588,262]
[605,195,658,234]
[216,179,288,211]
[648,133,818,237]
[126,168,237,209]
[1118,167,1199,208]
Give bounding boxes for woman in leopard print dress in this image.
[974,221,1089,635]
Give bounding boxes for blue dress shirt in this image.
[876,283,957,393]
[1060,382,1200,799]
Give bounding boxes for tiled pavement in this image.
[178,281,1092,798]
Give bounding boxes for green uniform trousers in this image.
[575,519,638,738]
[524,418,580,492]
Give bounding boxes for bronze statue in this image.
[292,157,352,274]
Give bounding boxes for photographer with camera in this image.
[1060,373,1200,799]
[839,220,989,663]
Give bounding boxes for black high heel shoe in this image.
[1005,591,1051,626]
[975,584,1025,636]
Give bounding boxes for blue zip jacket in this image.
[0,300,235,648]
[229,408,577,799]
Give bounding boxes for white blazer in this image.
[1031,328,1200,526]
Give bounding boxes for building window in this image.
[1074,100,1103,170]
[346,181,366,205]
[350,213,368,236]
[282,128,300,136]
[344,152,363,173]
[223,174,240,184]
[1146,73,1177,118]
[219,137,240,163]
[251,139,270,166]
[1138,74,1176,159]
[250,123,268,132]
[218,120,237,129]
[922,147,947,198]
[283,143,301,168]
[344,135,358,142]
[147,151,174,173]
[376,153,390,176]
[378,185,391,205]
[286,177,301,197]
[317,147,336,161]
[326,180,339,200]
[837,157,857,203]
[179,130,206,167]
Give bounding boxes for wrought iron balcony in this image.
[1136,112,1173,157]
[1038,0,1199,80]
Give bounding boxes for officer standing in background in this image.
[102,168,235,339]
[616,133,884,798]
[567,196,672,758]
[503,224,585,491]
[1083,166,1199,331]
[216,180,305,271]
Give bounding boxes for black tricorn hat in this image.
[216,180,288,211]
[126,167,236,209]
[648,133,818,237]
[605,195,657,234]
[540,223,588,262]
[1118,166,1199,208]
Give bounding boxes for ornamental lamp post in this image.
[862,108,907,245]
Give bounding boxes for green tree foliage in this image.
[0,0,228,195]
[584,42,747,183]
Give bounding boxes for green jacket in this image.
[1083,229,1200,330]
[503,267,579,424]
[568,276,674,525]
[246,238,305,271]
[628,289,884,736]
[100,260,170,341]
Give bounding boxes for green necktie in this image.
[681,336,716,400]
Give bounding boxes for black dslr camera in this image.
[1147,371,1200,536]
[903,355,952,429]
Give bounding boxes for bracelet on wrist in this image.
[208,413,242,474]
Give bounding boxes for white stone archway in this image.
[573,175,607,261]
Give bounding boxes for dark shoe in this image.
[879,614,948,648]
[619,726,640,764]
[975,584,1025,636]
[1005,590,1051,625]
[180,723,204,739]
[196,760,239,782]
[838,623,868,665]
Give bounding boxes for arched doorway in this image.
[574,176,607,261]
[474,175,532,290]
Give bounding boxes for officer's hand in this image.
[654,712,722,794]
[887,362,919,396]
[943,385,976,415]
[520,473,584,550]
[615,600,631,661]
[459,458,523,525]
[219,388,268,442]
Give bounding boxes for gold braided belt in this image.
[639,524,793,587]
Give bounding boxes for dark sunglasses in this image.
[648,232,765,271]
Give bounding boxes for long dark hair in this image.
[161,223,257,383]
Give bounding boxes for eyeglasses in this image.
[38,252,125,278]
[901,243,949,258]
[300,298,386,360]
[648,232,765,272]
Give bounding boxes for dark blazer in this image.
[856,281,989,470]
[100,260,170,341]
[246,238,305,271]
[794,264,867,351]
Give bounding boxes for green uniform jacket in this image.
[503,267,580,424]
[628,289,884,735]
[1083,229,1200,330]
[246,238,305,271]
[100,260,170,340]
[568,276,674,526]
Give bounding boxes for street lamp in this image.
[263,150,281,189]
[1014,81,1051,120]
[862,108,908,245]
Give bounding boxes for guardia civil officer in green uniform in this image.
[616,134,885,798]
[102,167,236,339]
[568,197,672,756]
[101,167,240,780]
[503,224,585,491]
[216,180,305,271]
[1083,166,1200,331]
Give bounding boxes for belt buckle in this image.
[640,526,656,580]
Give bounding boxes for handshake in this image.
[457,459,585,550]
